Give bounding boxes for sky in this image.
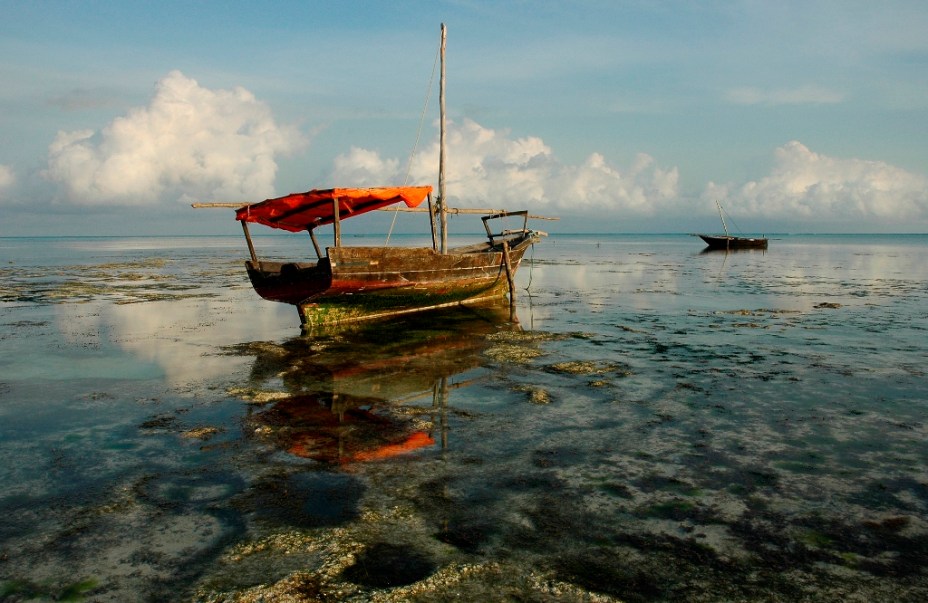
[1,0,927,236]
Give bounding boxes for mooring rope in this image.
[524,242,536,292]
[385,40,441,247]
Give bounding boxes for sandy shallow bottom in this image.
[1,234,926,602]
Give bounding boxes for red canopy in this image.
[235,186,432,232]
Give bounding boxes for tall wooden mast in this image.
[438,23,448,253]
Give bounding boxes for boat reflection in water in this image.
[240,302,518,464]
[698,245,768,255]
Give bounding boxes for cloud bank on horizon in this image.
[332,118,680,215]
[707,141,928,222]
[1,70,925,229]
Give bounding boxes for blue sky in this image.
[1,0,927,235]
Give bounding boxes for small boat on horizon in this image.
[696,201,768,250]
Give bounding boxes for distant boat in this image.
[698,233,768,250]
[696,201,768,250]
[195,25,553,330]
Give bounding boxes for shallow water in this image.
[1,234,926,602]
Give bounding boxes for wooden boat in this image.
[698,233,768,250]
[233,186,546,328]
[696,201,768,250]
[196,25,551,329]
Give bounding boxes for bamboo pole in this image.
[308,226,323,259]
[427,193,438,251]
[240,220,258,264]
[332,197,341,247]
[501,240,516,305]
[438,23,448,254]
[380,206,559,220]
[191,202,249,208]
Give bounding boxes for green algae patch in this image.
[482,329,562,364]
[640,499,698,521]
[182,426,223,440]
[224,341,292,358]
[1,578,99,602]
[799,530,833,548]
[197,558,625,603]
[227,387,291,405]
[485,329,565,344]
[545,360,632,378]
[483,342,545,364]
[1,256,228,305]
[513,384,552,405]
[718,308,802,316]
[546,361,601,375]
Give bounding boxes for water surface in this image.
[1,234,926,601]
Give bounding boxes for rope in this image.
[720,204,746,235]
[524,242,536,292]
[404,44,440,186]
[385,40,441,247]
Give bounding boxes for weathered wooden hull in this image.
[245,233,540,327]
[698,234,768,250]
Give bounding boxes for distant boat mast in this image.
[715,200,730,237]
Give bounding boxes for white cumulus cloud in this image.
[44,70,305,206]
[705,141,928,222]
[331,118,679,214]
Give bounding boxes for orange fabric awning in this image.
[235,186,432,232]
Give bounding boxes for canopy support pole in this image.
[501,240,516,306]
[308,226,323,259]
[241,220,258,264]
[427,193,438,251]
[332,197,342,247]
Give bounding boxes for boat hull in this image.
[698,234,768,250]
[245,233,540,327]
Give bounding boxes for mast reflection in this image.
[239,302,518,464]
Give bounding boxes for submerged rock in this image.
[483,343,545,364]
[181,426,222,440]
[227,387,291,404]
[514,385,552,405]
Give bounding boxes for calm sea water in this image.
[1,233,926,602]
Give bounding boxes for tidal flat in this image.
[1,234,926,602]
